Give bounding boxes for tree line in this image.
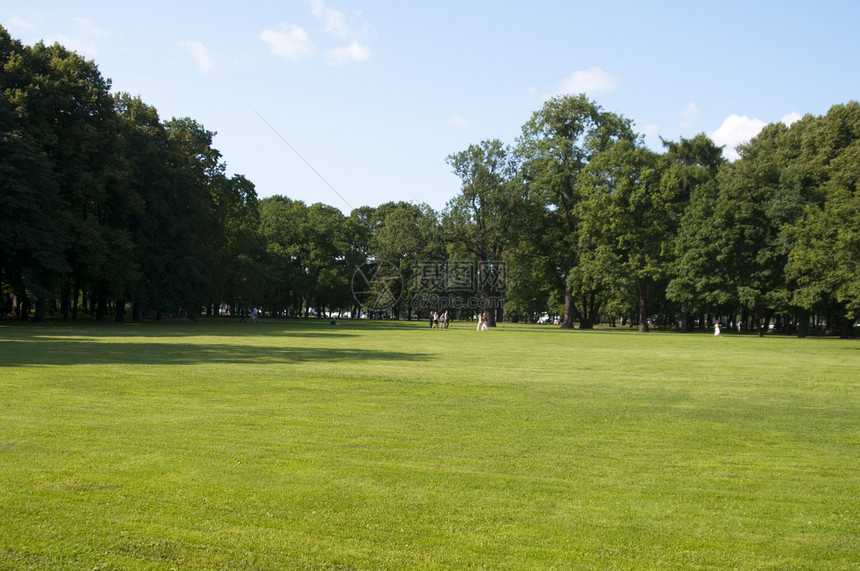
[1,27,858,336]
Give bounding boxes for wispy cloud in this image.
[73,17,110,40]
[558,67,617,96]
[449,115,472,128]
[308,0,351,38]
[311,0,372,65]
[326,40,371,65]
[180,40,216,73]
[681,102,701,127]
[6,15,36,30]
[259,24,315,62]
[641,124,660,138]
[43,17,112,57]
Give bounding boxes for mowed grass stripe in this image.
[1,319,858,569]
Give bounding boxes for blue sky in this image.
[4,1,859,213]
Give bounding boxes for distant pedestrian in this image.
[714,321,721,337]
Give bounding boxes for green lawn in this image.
[1,319,858,569]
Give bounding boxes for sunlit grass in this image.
[1,318,858,568]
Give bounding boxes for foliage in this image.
[516,94,637,328]
[443,139,524,325]
[787,103,860,323]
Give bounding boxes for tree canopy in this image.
[1,26,857,336]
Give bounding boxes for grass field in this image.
[1,318,858,569]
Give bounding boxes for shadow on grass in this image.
[0,317,429,339]
[0,338,429,367]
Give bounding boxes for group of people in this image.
[239,307,259,323]
[429,311,449,329]
[714,320,742,337]
[426,310,492,330]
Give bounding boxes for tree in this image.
[3,32,133,320]
[788,103,860,336]
[0,90,69,319]
[499,196,560,323]
[163,117,231,316]
[218,174,265,313]
[662,134,727,331]
[111,95,204,319]
[259,198,363,317]
[577,141,667,332]
[668,119,824,336]
[358,201,442,319]
[443,139,523,326]
[517,94,636,328]
[259,196,311,315]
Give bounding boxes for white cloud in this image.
[259,24,315,62]
[558,67,617,96]
[326,41,371,66]
[711,114,766,161]
[781,112,802,126]
[449,115,472,128]
[180,40,216,73]
[261,2,371,65]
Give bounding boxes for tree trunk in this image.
[797,309,809,339]
[561,283,575,329]
[681,311,694,333]
[638,279,649,333]
[33,297,46,322]
[61,279,70,319]
[17,296,29,321]
[579,293,600,329]
[95,283,108,321]
[840,316,854,339]
[72,265,82,320]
